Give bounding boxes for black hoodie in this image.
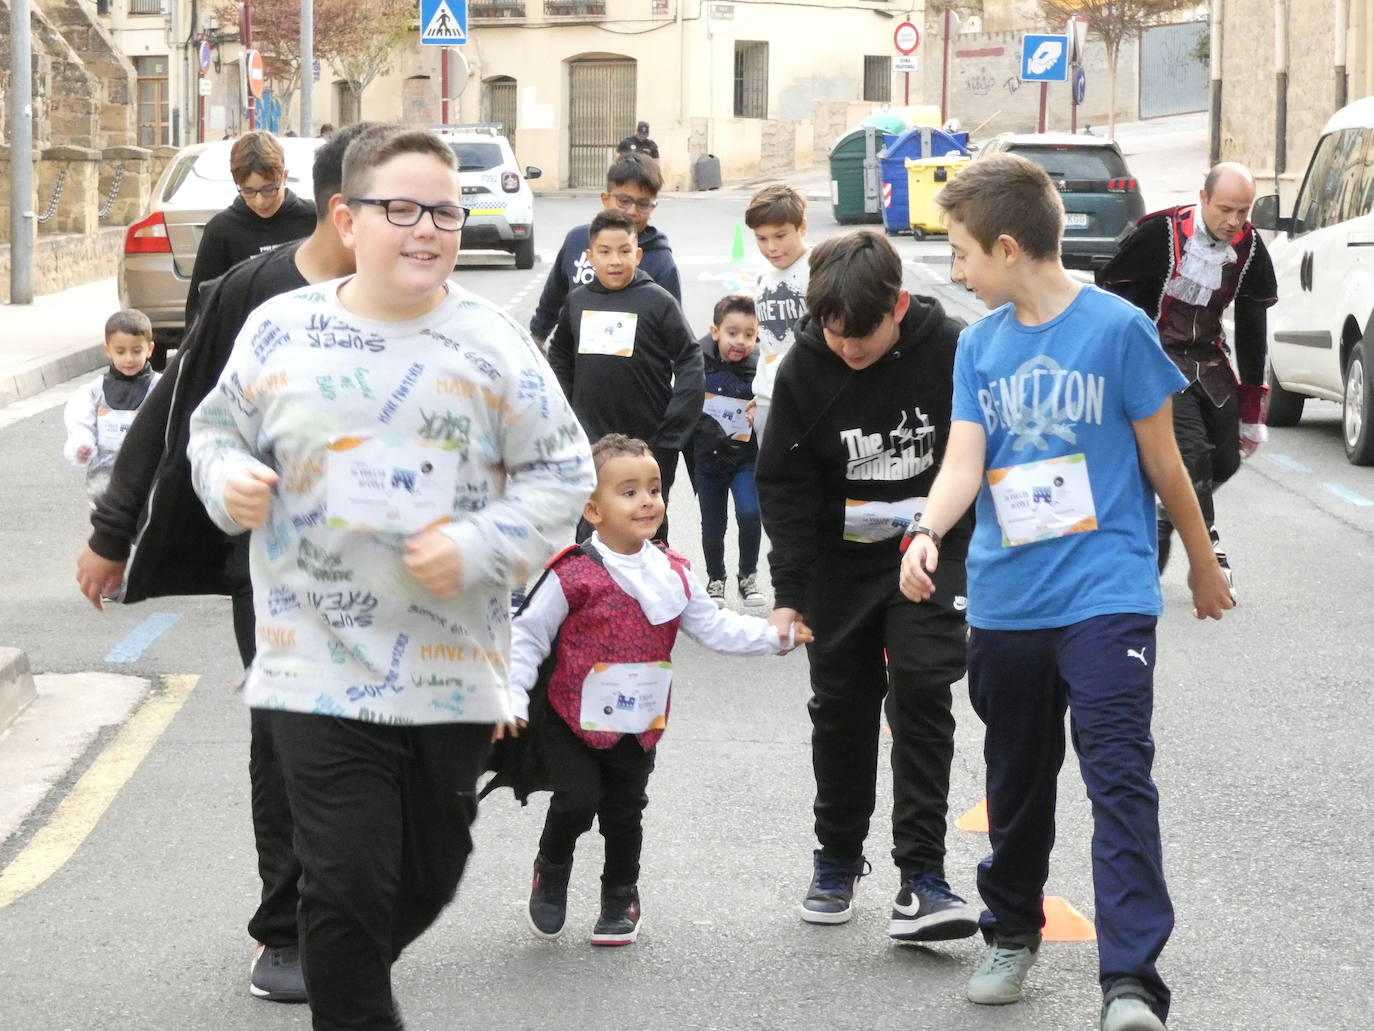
[755,296,971,611]
[692,331,759,472]
[184,190,316,327]
[548,269,703,451]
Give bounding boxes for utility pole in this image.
[1275,0,1288,195]
[9,0,35,304]
[1334,0,1348,111]
[301,0,313,135]
[244,0,255,130]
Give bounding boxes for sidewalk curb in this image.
[0,343,106,410]
[0,648,36,733]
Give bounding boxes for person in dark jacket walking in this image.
[615,120,660,159]
[184,130,317,330]
[530,152,681,348]
[756,231,980,942]
[73,124,365,1005]
[692,293,766,609]
[548,210,703,544]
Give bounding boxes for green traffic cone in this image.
[730,222,746,263]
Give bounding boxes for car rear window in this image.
[161,142,317,207]
[449,142,506,172]
[1005,145,1128,180]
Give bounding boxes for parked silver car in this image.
[118,136,325,348]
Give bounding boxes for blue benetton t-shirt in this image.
[951,285,1188,630]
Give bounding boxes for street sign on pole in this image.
[419,0,467,45]
[894,20,920,55]
[1021,34,1070,82]
[1074,66,1087,105]
[246,49,265,99]
[895,54,919,74]
[198,39,211,73]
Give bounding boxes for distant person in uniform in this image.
[616,121,659,160]
[319,123,336,137]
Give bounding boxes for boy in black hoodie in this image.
[756,231,979,942]
[548,210,703,544]
[530,152,682,349]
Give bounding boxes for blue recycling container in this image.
[879,127,970,234]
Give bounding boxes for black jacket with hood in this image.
[530,222,681,341]
[184,189,316,327]
[548,269,703,452]
[755,296,971,611]
[692,331,759,472]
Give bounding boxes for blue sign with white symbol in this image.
[198,39,211,72]
[1021,34,1069,82]
[1073,66,1087,104]
[419,0,467,45]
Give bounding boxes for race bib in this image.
[96,407,135,453]
[325,435,460,534]
[579,311,637,357]
[987,453,1098,547]
[842,497,925,544]
[579,661,672,735]
[704,392,752,442]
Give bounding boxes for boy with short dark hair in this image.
[188,124,594,1027]
[744,183,809,446]
[900,153,1233,1031]
[530,152,681,348]
[756,230,980,943]
[548,209,703,542]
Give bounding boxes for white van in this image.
[1252,96,1374,464]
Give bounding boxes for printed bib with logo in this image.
[96,407,136,453]
[987,453,1097,547]
[842,496,925,543]
[578,660,673,735]
[704,392,752,441]
[579,311,637,357]
[325,435,460,534]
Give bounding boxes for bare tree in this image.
[1039,0,1194,135]
[328,0,416,116]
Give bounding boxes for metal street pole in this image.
[244,0,255,130]
[301,0,313,135]
[9,0,35,304]
[441,46,449,125]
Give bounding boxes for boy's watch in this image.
[901,524,942,552]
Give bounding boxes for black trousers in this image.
[228,536,302,948]
[803,558,968,875]
[271,711,492,1031]
[1168,381,1240,530]
[538,714,656,888]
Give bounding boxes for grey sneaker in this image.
[888,872,980,942]
[738,574,768,609]
[966,936,1040,1005]
[249,943,307,1003]
[1101,995,1166,1031]
[706,578,727,609]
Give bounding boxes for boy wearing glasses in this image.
[189,125,594,1028]
[530,152,681,350]
[185,131,317,330]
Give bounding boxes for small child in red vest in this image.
[500,433,812,945]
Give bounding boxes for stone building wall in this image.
[0,226,124,303]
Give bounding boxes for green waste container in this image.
[829,126,890,225]
[905,155,973,239]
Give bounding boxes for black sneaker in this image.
[888,872,980,942]
[1156,506,1173,574]
[800,849,870,924]
[249,943,307,1003]
[1209,526,1237,603]
[527,854,572,941]
[591,884,641,945]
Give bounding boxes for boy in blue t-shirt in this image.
[898,154,1234,1031]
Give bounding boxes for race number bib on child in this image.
[578,311,638,357]
[579,661,672,735]
[325,435,460,534]
[96,407,135,453]
[842,497,925,544]
[987,453,1098,547]
[704,392,752,442]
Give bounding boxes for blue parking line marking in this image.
[104,612,181,663]
[1321,483,1374,507]
[1264,453,1310,473]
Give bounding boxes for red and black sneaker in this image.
[590,884,641,945]
[527,854,572,941]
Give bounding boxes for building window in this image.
[128,0,163,14]
[733,41,768,119]
[134,56,170,146]
[863,55,892,103]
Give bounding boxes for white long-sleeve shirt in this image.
[508,534,784,721]
[187,277,595,725]
[63,369,161,501]
[750,252,810,406]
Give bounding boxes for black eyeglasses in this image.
[238,182,283,200]
[349,197,468,231]
[609,193,658,213]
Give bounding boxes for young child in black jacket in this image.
[692,293,766,609]
[755,230,980,941]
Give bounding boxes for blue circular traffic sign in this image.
[199,39,211,73]
[1074,66,1086,105]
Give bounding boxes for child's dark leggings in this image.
[538,715,656,887]
[968,613,1173,1022]
[695,460,761,582]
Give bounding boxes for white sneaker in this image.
[706,579,727,609]
[966,937,1039,1005]
[738,574,768,609]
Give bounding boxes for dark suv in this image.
[977,133,1145,270]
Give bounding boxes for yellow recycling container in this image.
[905,155,973,240]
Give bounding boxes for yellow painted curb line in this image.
[0,674,198,909]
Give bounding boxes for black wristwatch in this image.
[905,524,942,550]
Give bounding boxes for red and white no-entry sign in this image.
[894,21,920,54]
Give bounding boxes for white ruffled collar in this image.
[587,533,689,625]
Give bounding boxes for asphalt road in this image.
[0,194,1371,1030]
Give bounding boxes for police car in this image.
[434,125,541,269]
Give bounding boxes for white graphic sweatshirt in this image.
[188,278,595,726]
[750,252,810,406]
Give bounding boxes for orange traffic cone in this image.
[1041,895,1096,942]
[955,799,989,833]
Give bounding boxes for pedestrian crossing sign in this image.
[420,0,467,45]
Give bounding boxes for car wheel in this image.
[514,235,536,270]
[1342,341,1374,464]
[1265,360,1305,428]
